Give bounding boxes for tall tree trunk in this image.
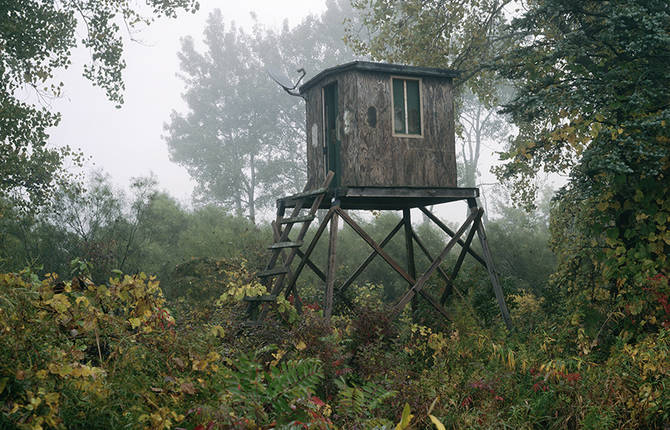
[248,153,256,224]
[235,195,243,218]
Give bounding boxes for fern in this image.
[335,378,396,421]
[224,352,324,425]
[267,358,323,410]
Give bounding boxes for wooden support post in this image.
[392,209,480,316]
[336,218,404,297]
[419,206,488,268]
[324,202,340,320]
[468,199,513,330]
[403,209,418,314]
[336,208,451,320]
[440,211,481,305]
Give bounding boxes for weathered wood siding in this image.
[305,70,456,189]
[305,80,324,190]
[305,70,358,189]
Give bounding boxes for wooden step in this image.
[279,215,315,225]
[257,267,289,277]
[242,295,277,302]
[283,187,329,201]
[268,241,303,250]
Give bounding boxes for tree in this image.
[0,0,198,210]
[346,0,515,104]
[346,0,516,199]
[493,0,670,340]
[165,12,291,223]
[457,88,511,188]
[165,1,359,223]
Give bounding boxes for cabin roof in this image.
[299,60,459,94]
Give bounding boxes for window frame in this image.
[390,76,424,138]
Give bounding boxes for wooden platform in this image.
[248,178,512,331]
[278,186,479,211]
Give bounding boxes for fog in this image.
[44,0,549,224]
[48,0,327,204]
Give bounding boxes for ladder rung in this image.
[284,187,328,201]
[279,215,315,225]
[242,295,277,302]
[257,267,289,277]
[268,241,303,250]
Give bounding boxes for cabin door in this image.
[323,82,340,188]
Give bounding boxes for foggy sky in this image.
[44,0,550,223]
[48,0,327,204]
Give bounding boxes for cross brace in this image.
[251,183,512,330]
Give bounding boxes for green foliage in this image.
[489,0,670,374]
[165,1,359,223]
[0,269,331,429]
[2,253,669,428]
[221,350,325,426]
[0,172,272,286]
[334,378,396,425]
[0,0,198,209]
[346,0,513,104]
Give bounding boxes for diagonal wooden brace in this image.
[410,228,469,304]
[440,210,481,304]
[419,206,488,268]
[272,221,326,284]
[282,207,336,298]
[335,208,451,320]
[392,208,482,316]
[336,218,404,297]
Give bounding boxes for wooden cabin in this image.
[300,61,459,190]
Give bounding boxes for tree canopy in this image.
[164,0,360,222]
[492,0,670,348]
[0,0,198,210]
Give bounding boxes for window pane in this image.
[406,79,421,134]
[393,79,406,134]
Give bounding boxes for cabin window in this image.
[391,77,422,136]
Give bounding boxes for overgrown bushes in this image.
[1,262,668,429]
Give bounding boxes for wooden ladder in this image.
[245,172,334,321]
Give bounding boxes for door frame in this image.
[322,82,340,188]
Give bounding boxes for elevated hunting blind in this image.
[300,61,458,190]
[246,61,512,330]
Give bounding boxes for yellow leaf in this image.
[75,296,89,307]
[44,392,59,406]
[209,325,226,338]
[128,317,142,329]
[429,415,446,430]
[295,341,307,351]
[46,294,71,313]
[396,403,413,430]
